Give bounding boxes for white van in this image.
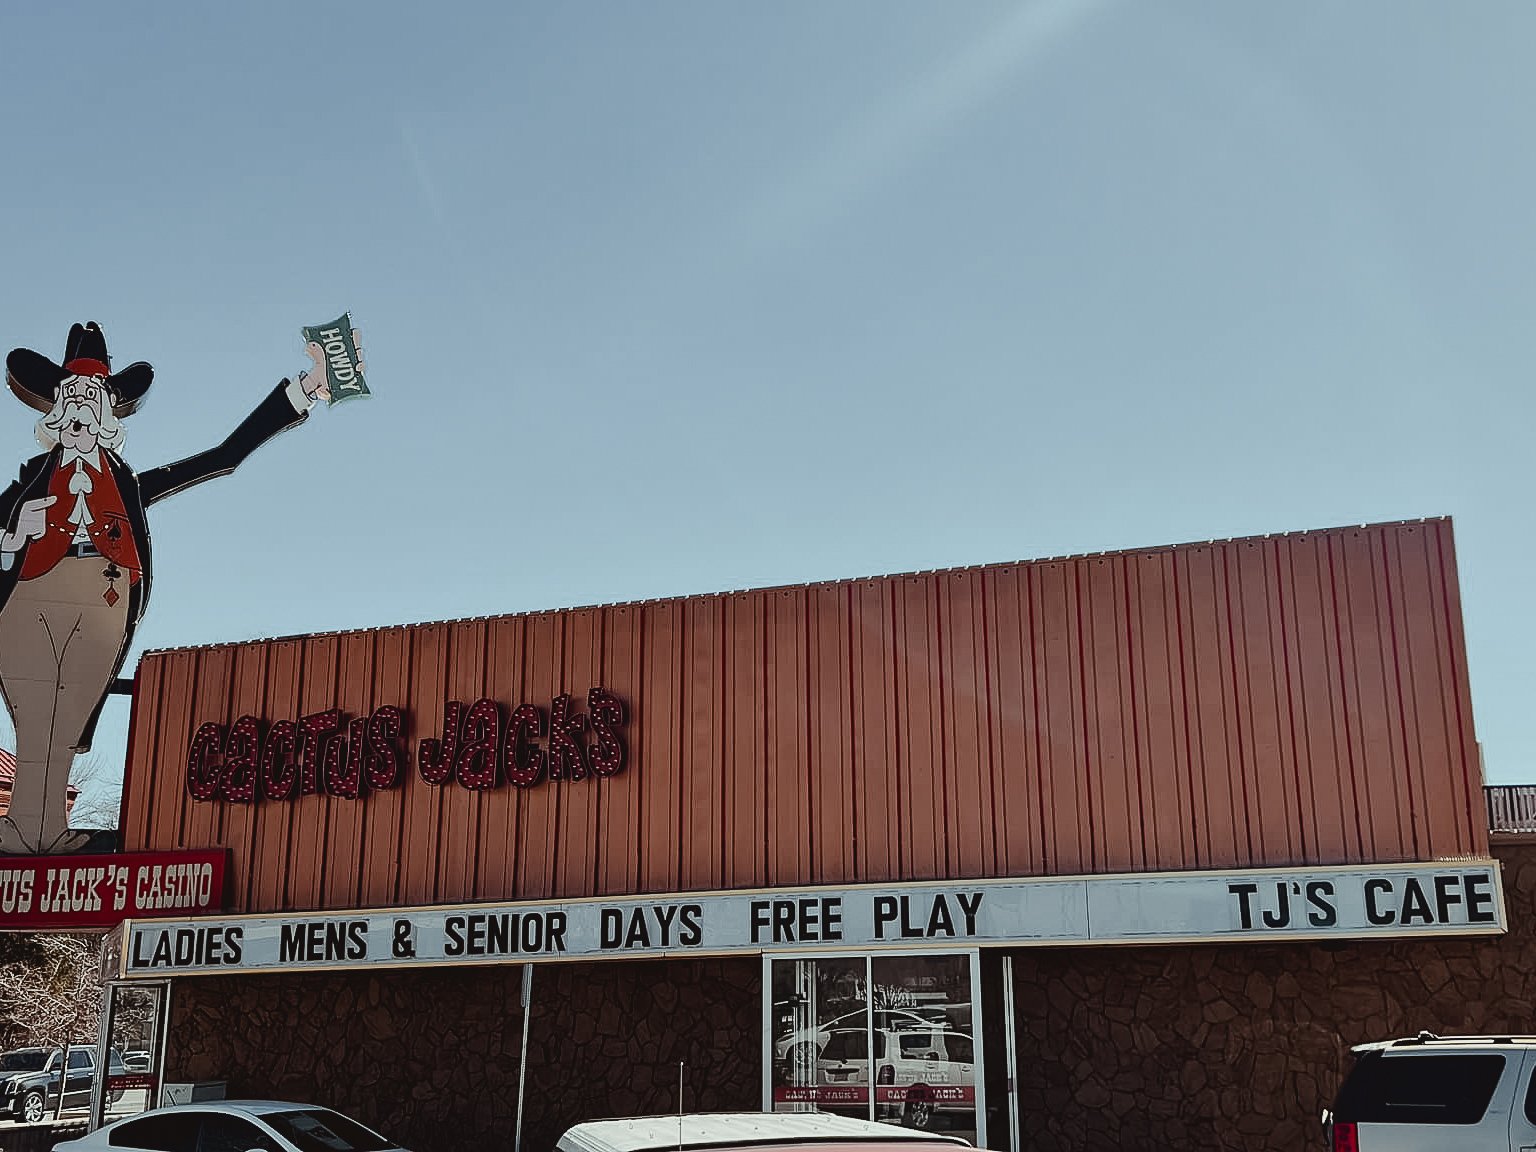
[555,1112,969,1152]
[1326,1034,1536,1150]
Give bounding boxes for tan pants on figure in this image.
[0,557,128,853]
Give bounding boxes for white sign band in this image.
[116,861,1504,977]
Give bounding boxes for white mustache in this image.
[44,401,101,434]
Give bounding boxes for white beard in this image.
[36,394,125,454]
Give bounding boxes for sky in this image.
[0,1,1533,814]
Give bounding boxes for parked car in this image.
[0,1046,128,1124]
[816,1028,976,1130]
[1325,1032,1536,1150]
[773,1009,947,1068]
[56,1101,407,1152]
[556,1112,970,1152]
[121,1050,153,1073]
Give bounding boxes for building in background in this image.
[0,749,80,823]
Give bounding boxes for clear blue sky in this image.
[1,1,1533,811]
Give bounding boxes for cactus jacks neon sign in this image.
[186,688,626,803]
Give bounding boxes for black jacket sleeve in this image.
[137,381,309,506]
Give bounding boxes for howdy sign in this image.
[116,860,1505,976]
[0,849,226,929]
[300,314,368,405]
[187,689,625,803]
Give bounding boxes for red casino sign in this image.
[0,849,227,929]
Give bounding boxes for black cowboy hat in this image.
[6,322,153,417]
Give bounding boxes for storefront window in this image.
[764,952,982,1147]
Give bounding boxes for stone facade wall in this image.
[166,845,1536,1152]
[168,958,761,1152]
[1008,841,1536,1150]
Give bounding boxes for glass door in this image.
[764,952,983,1147]
[768,956,869,1119]
[91,980,170,1130]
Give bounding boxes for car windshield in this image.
[261,1110,395,1152]
[0,1051,49,1072]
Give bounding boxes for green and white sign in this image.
[301,313,368,404]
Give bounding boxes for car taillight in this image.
[1332,1121,1357,1152]
[877,1064,894,1085]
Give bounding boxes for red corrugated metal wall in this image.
[122,519,1486,914]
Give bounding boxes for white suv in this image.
[1326,1033,1536,1150]
[816,1028,976,1130]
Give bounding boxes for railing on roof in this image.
[1487,786,1536,834]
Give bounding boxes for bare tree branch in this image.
[0,934,105,1119]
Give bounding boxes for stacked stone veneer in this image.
[168,845,1536,1152]
[168,959,761,1152]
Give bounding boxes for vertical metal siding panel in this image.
[1082,557,1135,872]
[1032,561,1086,875]
[1314,534,1369,863]
[554,608,605,898]
[321,632,375,908]
[1339,528,1413,860]
[1269,539,1308,861]
[288,636,338,911]
[1427,519,1487,857]
[1180,545,1243,869]
[476,615,525,900]
[1220,541,1266,866]
[809,585,854,885]
[1167,551,1213,871]
[220,644,271,907]
[358,627,412,907]
[517,614,565,900]
[247,640,303,911]
[1325,534,1377,861]
[156,652,195,853]
[1370,527,1421,859]
[1216,544,1262,867]
[400,625,447,906]
[941,570,992,878]
[723,592,767,889]
[1183,548,1229,871]
[596,605,642,896]
[987,566,1040,877]
[1111,556,1146,871]
[1132,552,1191,872]
[895,576,944,881]
[678,599,724,893]
[182,647,232,851]
[1282,537,1354,864]
[122,655,167,853]
[1272,538,1318,865]
[638,602,683,894]
[1245,538,1301,862]
[1384,524,1465,858]
[1320,534,1369,862]
[436,619,487,904]
[765,588,812,886]
[850,580,899,882]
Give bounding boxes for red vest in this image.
[18,456,142,582]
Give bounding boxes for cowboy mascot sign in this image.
[0,320,364,853]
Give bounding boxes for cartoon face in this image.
[56,376,106,450]
[38,374,123,455]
